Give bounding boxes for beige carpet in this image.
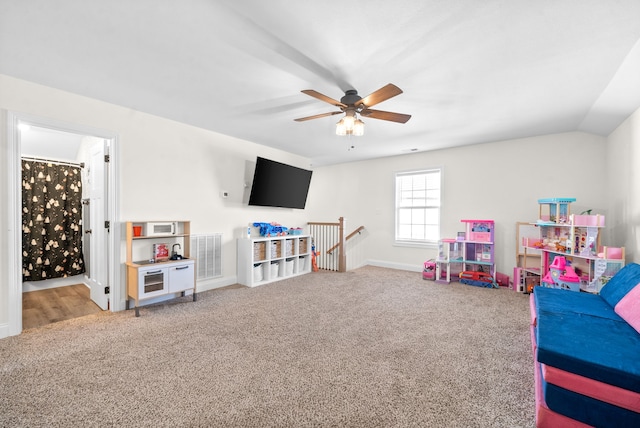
[0,266,534,427]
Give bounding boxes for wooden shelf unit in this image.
[515,221,542,293]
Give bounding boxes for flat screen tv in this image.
[248,157,313,209]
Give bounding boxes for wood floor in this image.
[22,283,103,329]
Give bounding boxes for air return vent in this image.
[190,234,222,280]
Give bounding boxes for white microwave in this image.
[147,222,177,236]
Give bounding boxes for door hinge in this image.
[104,286,110,294]
[105,220,110,229]
[104,154,110,163]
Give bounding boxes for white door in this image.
[85,139,109,310]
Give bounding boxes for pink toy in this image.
[549,256,566,270]
[422,260,436,280]
[542,272,555,288]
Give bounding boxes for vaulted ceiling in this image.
[2,0,640,166]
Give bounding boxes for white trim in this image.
[196,275,238,293]
[106,137,123,311]
[394,167,443,245]
[0,323,9,338]
[6,113,22,336]
[23,276,90,293]
[5,112,121,337]
[366,259,422,273]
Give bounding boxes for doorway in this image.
[6,112,121,336]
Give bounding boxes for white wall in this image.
[1,73,637,338]
[0,74,313,331]
[606,106,640,261]
[307,132,609,275]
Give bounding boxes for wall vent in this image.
[190,234,222,281]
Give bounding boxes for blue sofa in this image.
[530,262,640,427]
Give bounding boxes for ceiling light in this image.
[343,114,355,132]
[335,112,364,136]
[353,119,364,136]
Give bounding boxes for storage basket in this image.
[253,242,266,260]
[253,263,263,282]
[285,258,294,276]
[270,261,279,278]
[270,241,282,258]
[298,238,308,254]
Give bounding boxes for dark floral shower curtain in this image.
[22,159,85,281]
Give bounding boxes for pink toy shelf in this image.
[461,219,494,242]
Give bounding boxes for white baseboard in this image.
[365,259,422,273]
[196,276,238,293]
[0,323,11,340]
[23,276,89,293]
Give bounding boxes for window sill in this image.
[394,240,438,249]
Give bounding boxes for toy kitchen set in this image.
[124,221,196,316]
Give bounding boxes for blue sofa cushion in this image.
[533,286,619,322]
[599,263,640,308]
[536,308,640,393]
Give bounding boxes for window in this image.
[395,168,441,245]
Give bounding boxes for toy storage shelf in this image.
[460,220,496,280]
[435,220,496,284]
[534,249,625,294]
[237,235,312,287]
[125,221,196,316]
[522,211,625,294]
[435,239,464,283]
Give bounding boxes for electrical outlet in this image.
[220,190,229,198]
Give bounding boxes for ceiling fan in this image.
[294,83,411,136]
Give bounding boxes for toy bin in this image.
[423,260,436,280]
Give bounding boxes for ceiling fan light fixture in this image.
[343,114,355,132]
[298,84,407,137]
[353,118,365,136]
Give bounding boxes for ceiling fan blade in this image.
[301,90,347,108]
[360,109,411,123]
[294,111,343,122]
[355,83,403,108]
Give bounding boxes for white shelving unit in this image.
[125,221,196,316]
[237,235,312,287]
[435,239,464,283]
